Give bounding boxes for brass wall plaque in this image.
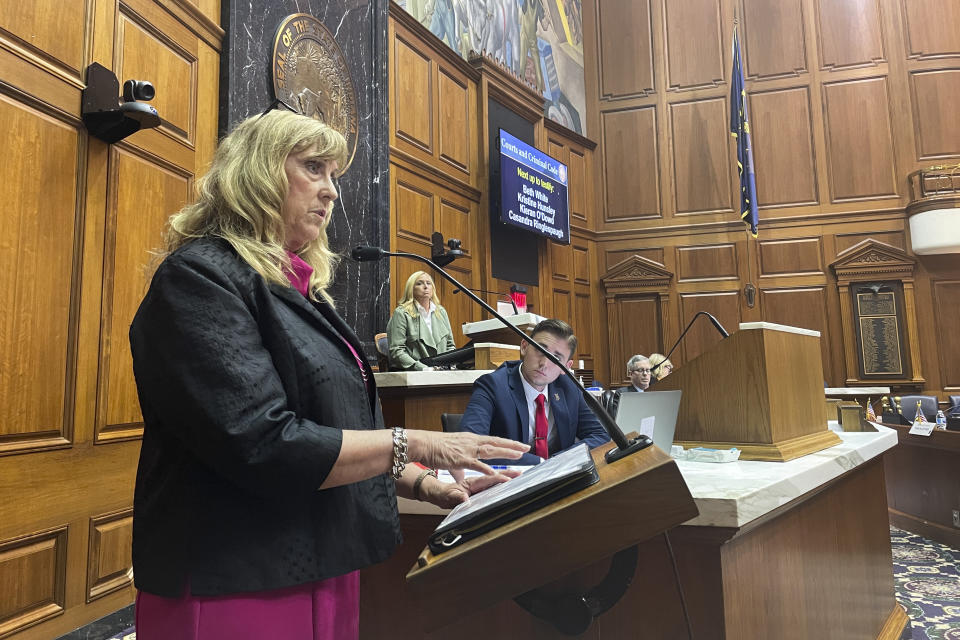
[859,316,903,375]
[853,285,905,377]
[272,13,358,170]
[857,291,895,316]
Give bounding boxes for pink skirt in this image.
[135,572,358,640]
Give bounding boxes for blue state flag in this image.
[730,27,759,237]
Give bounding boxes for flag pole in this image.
[732,6,757,307]
[744,226,756,307]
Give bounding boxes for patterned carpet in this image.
[893,527,960,640]
[93,528,958,640]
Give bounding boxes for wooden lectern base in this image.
[655,324,843,462]
[473,342,520,369]
[359,455,906,639]
[675,429,841,462]
[404,440,697,631]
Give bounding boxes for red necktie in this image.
[534,393,549,459]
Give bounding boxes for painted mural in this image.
[399,0,586,135]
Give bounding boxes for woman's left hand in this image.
[420,469,522,509]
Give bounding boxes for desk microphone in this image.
[351,244,651,463]
[651,311,729,378]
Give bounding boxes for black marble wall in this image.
[220,0,390,357]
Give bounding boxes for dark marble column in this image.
[220,0,389,357]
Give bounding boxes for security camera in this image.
[123,80,155,102]
[431,232,465,267]
[119,101,160,127]
[82,63,161,143]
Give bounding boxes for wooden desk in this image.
[375,370,491,431]
[883,422,960,548]
[359,429,905,639]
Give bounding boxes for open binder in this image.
[429,444,599,553]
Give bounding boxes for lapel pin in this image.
[553,393,560,402]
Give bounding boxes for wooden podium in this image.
[473,342,520,369]
[405,440,697,632]
[654,322,841,461]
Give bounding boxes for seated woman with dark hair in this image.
[386,270,456,371]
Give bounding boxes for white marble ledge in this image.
[824,387,891,397]
[678,426,898,529]
[474,342,520,351]
[374,369,494,387]
[739,321,820,337]
[462,312,545,335]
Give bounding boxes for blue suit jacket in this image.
[460,360,610,464]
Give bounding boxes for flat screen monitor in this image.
[498,128,570,244]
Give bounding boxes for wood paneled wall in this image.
[584,0,960,393]
[0,1,221,637]
[543,122,600,369]
[388,5,605,376]
[389,10,482,344]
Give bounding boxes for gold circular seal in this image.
[271,13,358,171]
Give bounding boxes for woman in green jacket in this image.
[387,271,456,370]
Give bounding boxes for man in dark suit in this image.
[623,354,653,392]
[606,354,653,417]
[460,319,610,464]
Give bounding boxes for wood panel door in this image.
[0,1,221,637]
[390,165,480,344]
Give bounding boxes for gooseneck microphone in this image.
[450,286,519,314]
[652,311,729,378]
[351,246,386,262]
[352,244,651,463]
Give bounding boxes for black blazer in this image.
[129,237,400,597]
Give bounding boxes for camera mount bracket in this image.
[82,62,160,144]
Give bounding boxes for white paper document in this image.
[435,443,593,530]
[639,416,656,440]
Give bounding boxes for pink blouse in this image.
[285,251,368,388]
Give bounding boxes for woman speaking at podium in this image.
[128,109,526,640]
[386,270,456,370]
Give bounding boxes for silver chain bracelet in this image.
[412,468,438,501]
[390,427,408,480]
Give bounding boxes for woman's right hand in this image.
[407,430,529,476]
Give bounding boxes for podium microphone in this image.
[351,244,652,463]
[351,246,386,262]
[652,311,729,378]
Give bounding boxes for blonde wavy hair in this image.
[648,353,673,377]
[398,271,441,317]
[165,110,348,304]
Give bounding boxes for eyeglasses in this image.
[630,368,652,375]
[257,97,298,120]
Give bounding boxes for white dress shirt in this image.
[518,363,559,455]
[415,300,436,329]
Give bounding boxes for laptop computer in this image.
[613,390,683,453]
